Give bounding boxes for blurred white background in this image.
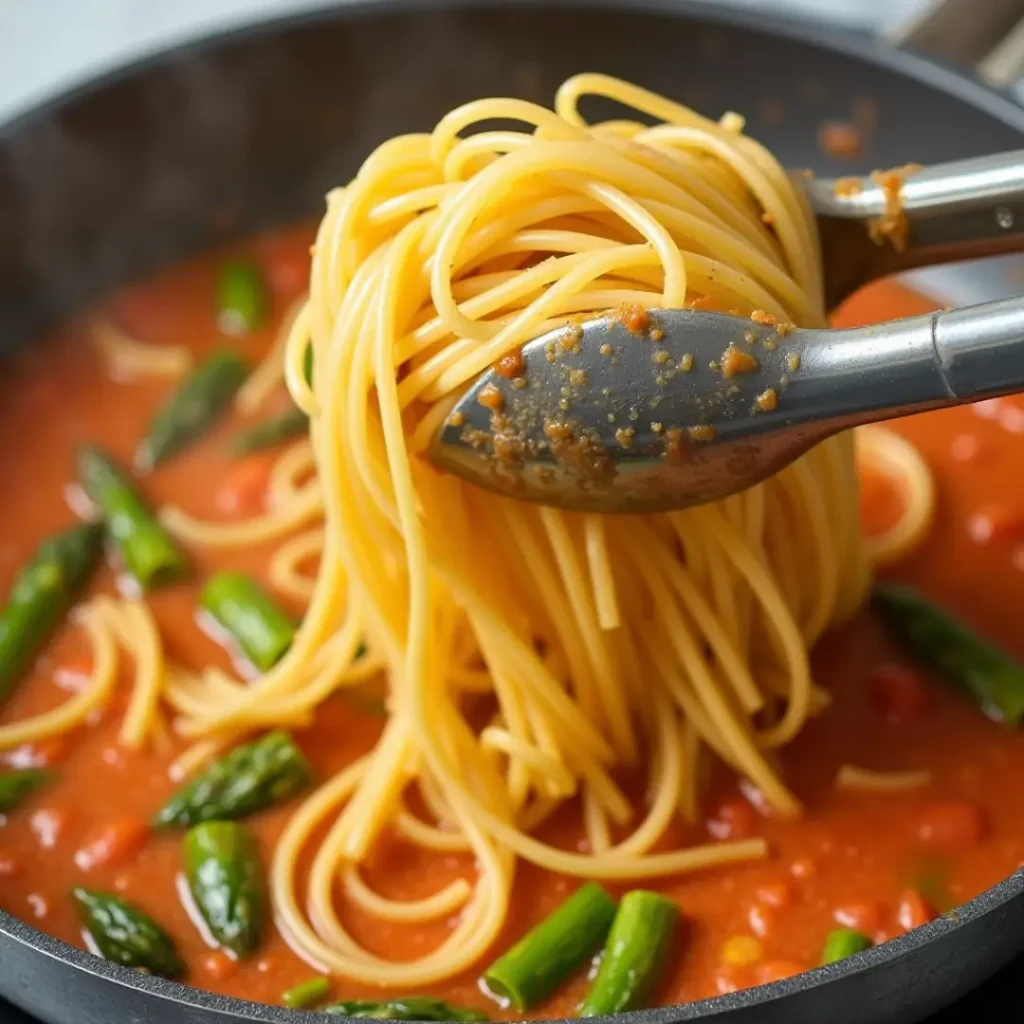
[0,0,927,121]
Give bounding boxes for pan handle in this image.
[888,0,1024,88]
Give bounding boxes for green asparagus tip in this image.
[873,582,1024,725]
[200,572,296,672]
[135,349,249,469]
[151,730,312,829]
[76,445,187,589]
[217,261,267,336]
[72,887,184,979]
[821,927,873,965]
[0,520,105,702]
[282,976,332,1010]
[0,769,56,813]
[184,820,264,958]
[322,998,488,1020]
[229,406,308,456]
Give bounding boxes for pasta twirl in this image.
[161,75,873,985]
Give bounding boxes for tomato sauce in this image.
[2,240,1024,1017]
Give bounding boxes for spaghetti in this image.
[0,596,167,752]
[151,75,884,984]
[834,764,933,794]
[91,320,192,381]
[856,424,936,567]
[0,75,945,988]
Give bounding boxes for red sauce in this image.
[2,251,1024,1017]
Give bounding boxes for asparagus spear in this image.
[282,977,332,1010]
[77,446,186,589]
[135,349,248,469]
[217,260,266,336]
[578,891,679,1016]
[873,583,1024,724]
[72,888,184,979]
[0,522,104,700]
[0,769,54,812]
[821,928,873,965]
[902,857,953,913]
[200,572,296,671]
[151,730,312,828]
[184,821,263,957]
[483,883,616,1010]
[229,407,307,456]
[323,999,488,1021]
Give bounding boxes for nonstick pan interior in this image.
[2,3,1024,1024]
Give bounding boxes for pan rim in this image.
[1,0,1023,1021]
[4,0,1024,140]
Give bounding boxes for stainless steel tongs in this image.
[430,151,1024,514]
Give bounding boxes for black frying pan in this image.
[2,3,1024,1023]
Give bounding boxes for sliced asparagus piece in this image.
[873,583,1024,725]
[200,572,295,671]
[135,349,248,469]
[217,261,267,336]
[184,820,263,957]
[229,407,308,456]
[0,522,103,700]
[0,769,54,813]
[77,446,186,589]
[578,891,678,1016]
[821,928,873,965]
[483,882,616,1010]
[72,888,183,979]
[152,730,312,829]
[323,999,488,1021]
[282,977,332,1010]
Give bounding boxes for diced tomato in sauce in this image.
[74,819,149,872]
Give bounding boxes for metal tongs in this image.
[430,151,1024,513]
